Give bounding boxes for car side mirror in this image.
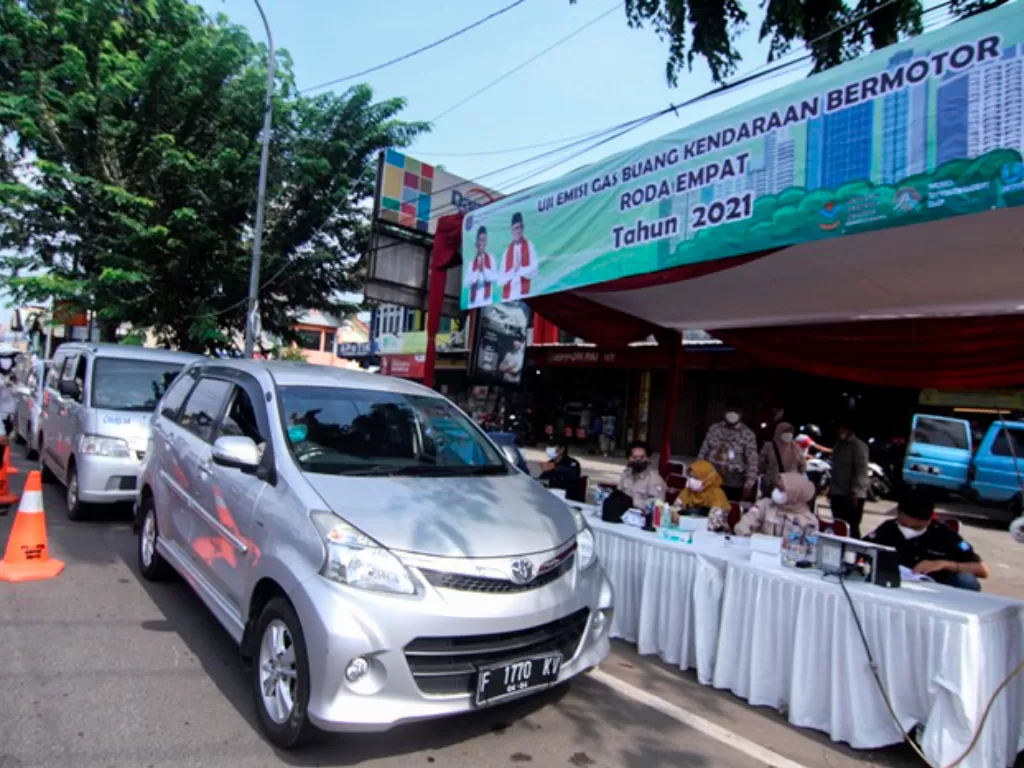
[58,379,79,398]
[211,436,261,473]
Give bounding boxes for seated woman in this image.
[538,439,582,496]
[734,472,818,538]
[674,459,730,518]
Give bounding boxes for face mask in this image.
[898,524,927,540]
[780,433,794,444]
[545,447,558,460]
[686,477,704,492]
[287,424,308,442]
[724,412,740,425]
[771,488,788,506]
[629,459,648,474]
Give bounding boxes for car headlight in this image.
[79,435,131,458]
[310,511,416,595]
[572,508,597,571]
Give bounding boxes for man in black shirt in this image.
[539,439,583,500]
[864,489,989,591]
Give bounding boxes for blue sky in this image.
[197,0,812,191]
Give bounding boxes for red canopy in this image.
[429,208,1024,390]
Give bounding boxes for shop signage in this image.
[378,329,468,355]
[528,345,751,370]
[380,354,426,379]
[375,149,501,235]
[336,341,375,358]
[919,389,1024,411]
[461,3,1024,308]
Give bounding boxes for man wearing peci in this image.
[500,212,539,301]
[467,225,496,307]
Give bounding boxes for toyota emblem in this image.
[509,559,535,585]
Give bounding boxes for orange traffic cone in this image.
[0,448,17,507]
[2,442,20,475]
[0,470,64,582]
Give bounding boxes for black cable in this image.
[429,2,620,123]
[838,571,1024,768]
[300,0,529,94]
[224,0,961,308]
[417,0,952,158]
[427,1,957,206]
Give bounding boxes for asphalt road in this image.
[0,443,1000,768]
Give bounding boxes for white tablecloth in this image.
[712,558,1024,768]
[591,518,1024,768]
[591,520,749,683]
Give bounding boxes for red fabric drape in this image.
[526,291,661,348]
[431,214,464,270]
[714,315,1024,390]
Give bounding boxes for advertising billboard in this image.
[460,3,1024,309]
[376,150,501,236]
[468,301,530,387]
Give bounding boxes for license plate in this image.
[474,653,563,707]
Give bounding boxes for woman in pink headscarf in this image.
[758,421,807,496]
[735,473,818,539]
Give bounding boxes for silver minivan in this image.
[40,342,201,519]
[135,360,612,748]
[12,357,50,458]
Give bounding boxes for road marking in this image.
[590,668,813,768]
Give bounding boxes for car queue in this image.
[0,345,613,749]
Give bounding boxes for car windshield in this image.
[278,385,509,477]
[90,358,186,412]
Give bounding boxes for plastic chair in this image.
[819,518,850,538]
[727,503,742,532]
[665,460,686,477]
[566,475,589,504]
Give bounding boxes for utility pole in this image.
[244,0,275,358]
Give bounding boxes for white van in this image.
[40,343,201,519]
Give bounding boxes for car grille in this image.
[404,608,590,697]
[418,552,575,594]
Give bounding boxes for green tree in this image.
[581,0,1009,85]
[0,0,428,351]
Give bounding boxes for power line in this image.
[429,2,621,123]
[490,1,957,194]
[228,0,961,305]
[416,0,948,159]
[300,0,529,94]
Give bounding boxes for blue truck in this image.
[903,414,1024,522]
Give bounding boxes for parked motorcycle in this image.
[867,461,892,502]
[805,451,891,501]
[806,452,831,497]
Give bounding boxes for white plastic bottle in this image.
[780,517,806,567]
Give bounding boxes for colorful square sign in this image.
[379,149,434,233]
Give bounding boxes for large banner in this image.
[461,3,1024,309]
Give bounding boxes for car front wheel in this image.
[65,464,87,521]
[137,495,172,581]
[252,597,316,750]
